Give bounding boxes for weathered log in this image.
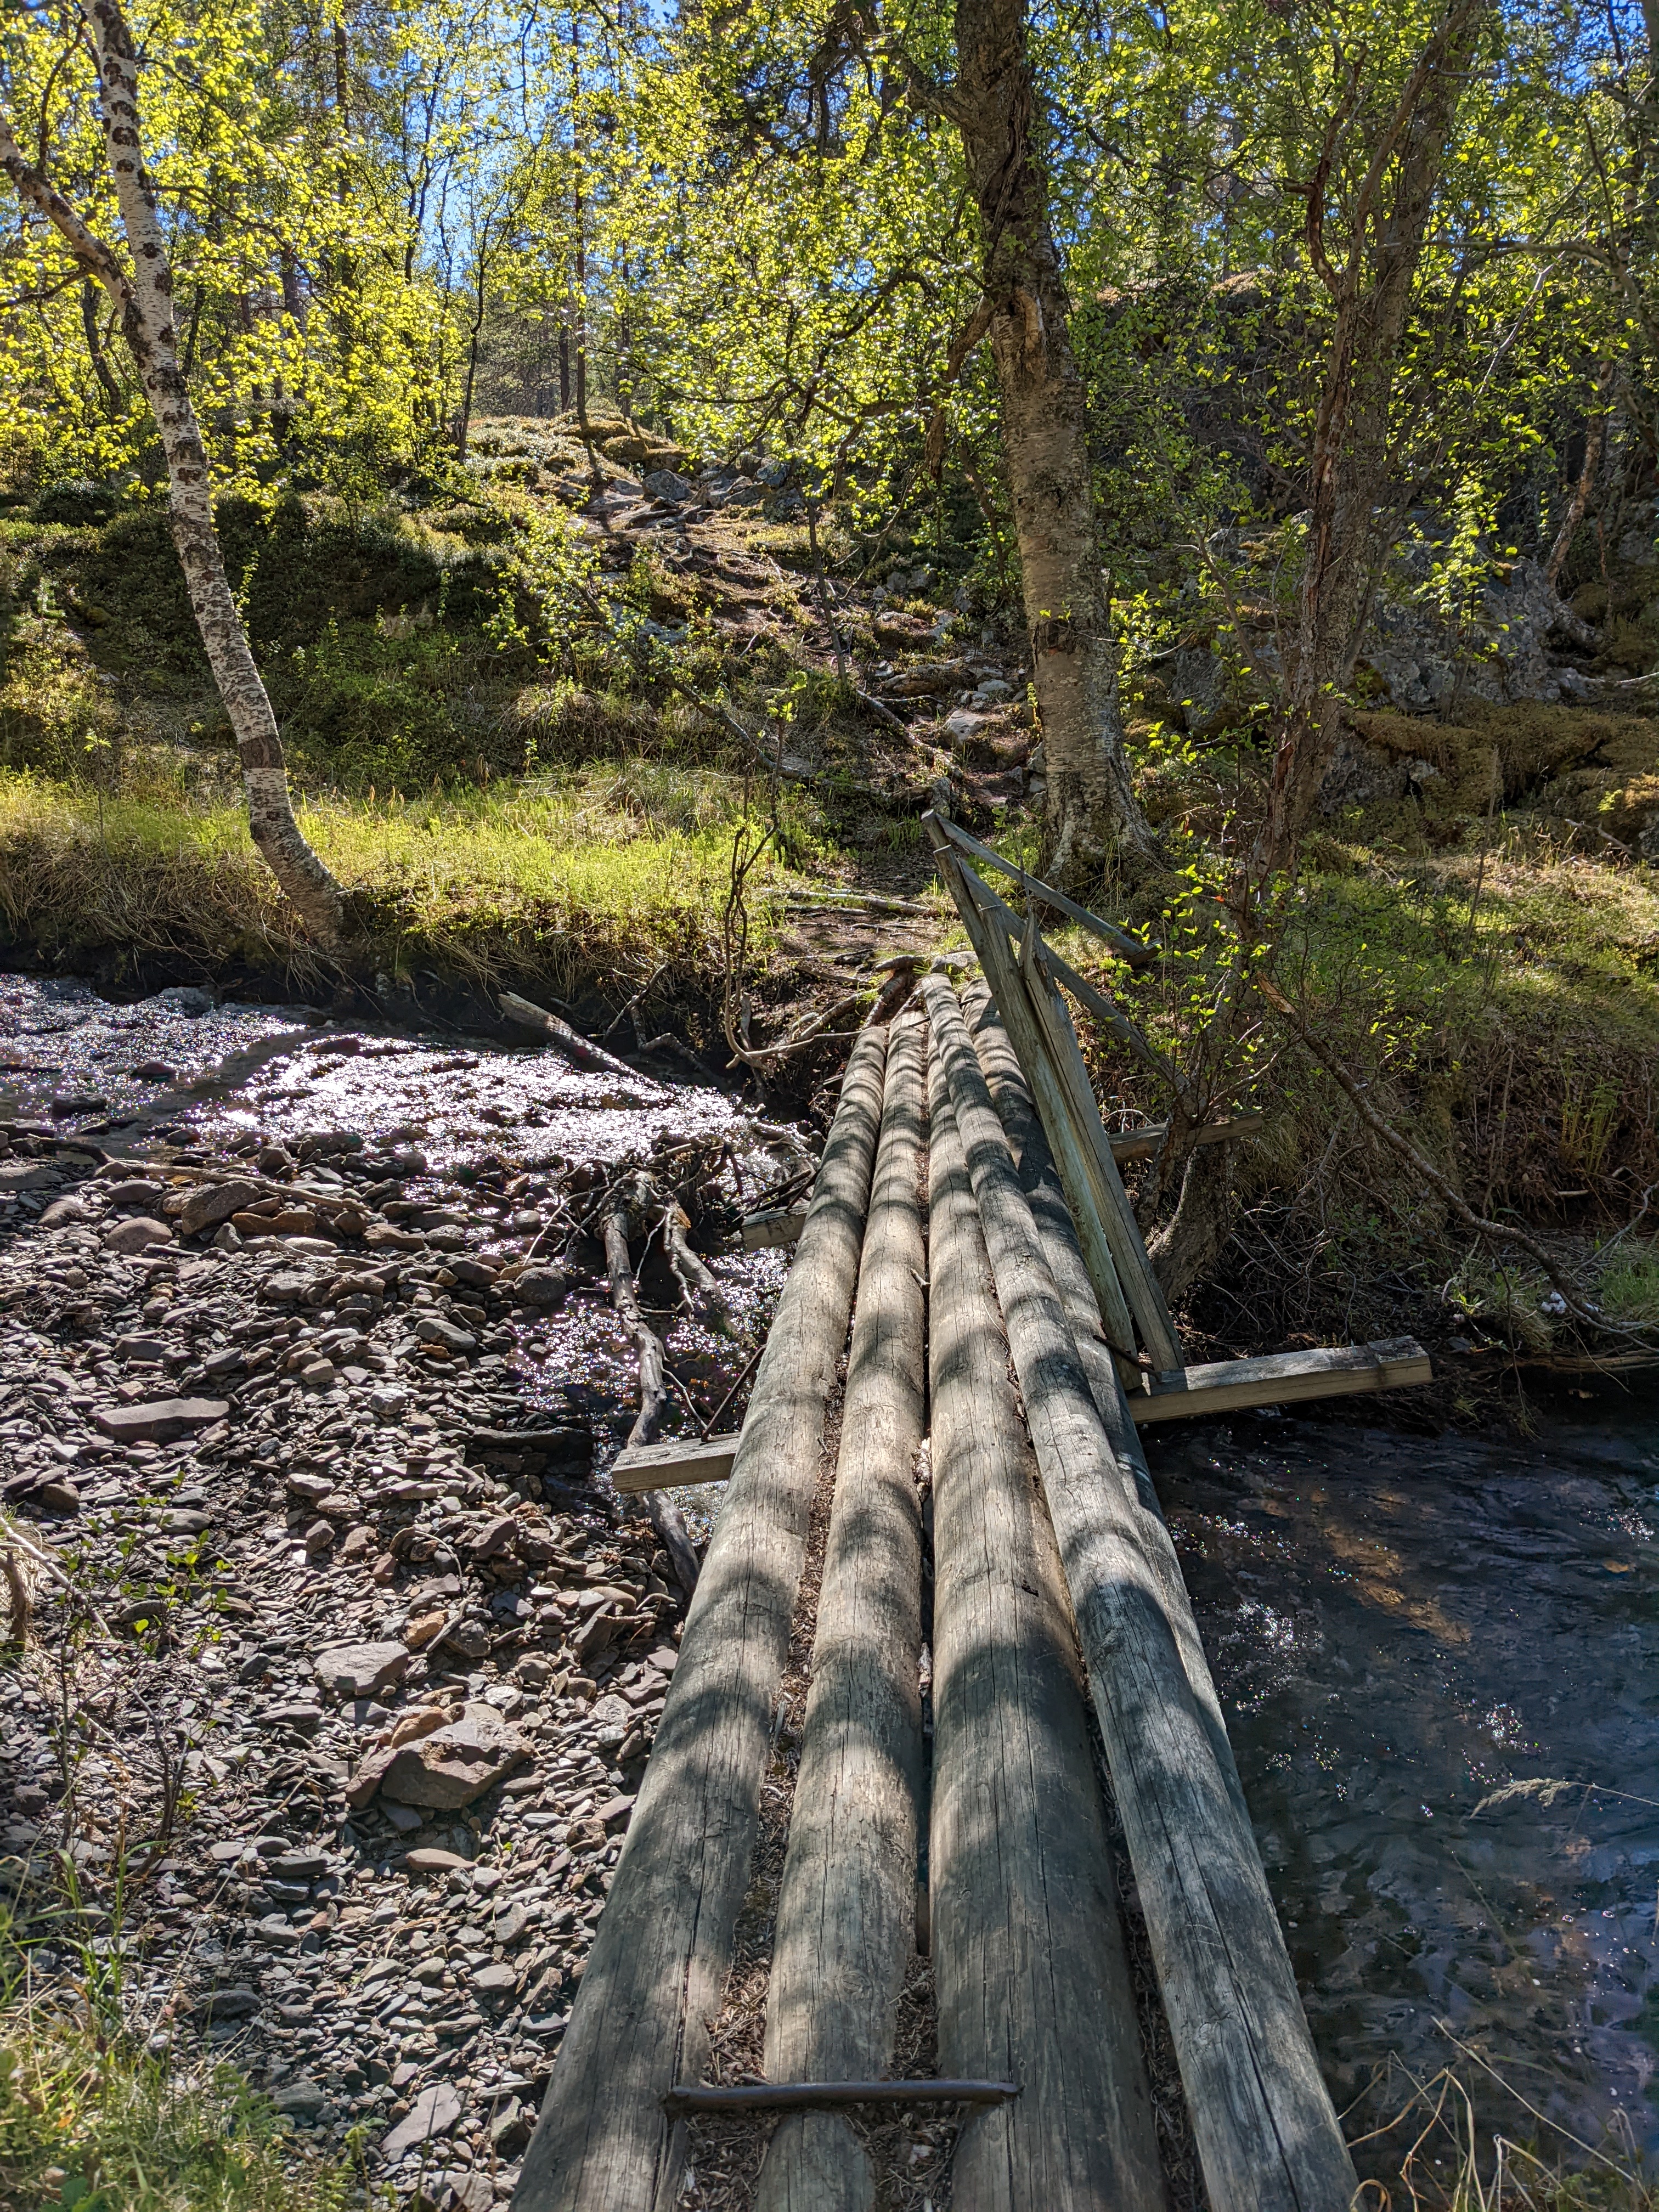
[926,1040,1166,2212]
[500,989,662,1088]
[513,1023,889,2212]
[923,974,1356,2212]
[755,1016,928,2212]
[602,1183,699,1596]
[961,977,1246,1819]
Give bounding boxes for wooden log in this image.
[755,1015,928,2212]
[514,1023,889,2212]
[499,989,663,1088]
[925,1040,1167,2212]
[1011,907,1186,1377]
[922,974,1357,2212]
[962,977,1251,1825]
[1135,1338,1432,1422]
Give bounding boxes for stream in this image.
[3,972,1655,2170]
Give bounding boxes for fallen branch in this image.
[500,991,663,1091]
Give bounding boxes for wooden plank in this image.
[610,1432,741,1492]
[926,810,1155,969]
[514,1024,889,2212]
[922,974,1357,2212]
[1013,909,1186,1377]
[1132,1339,1432,1424]
[926,1039,1166,2212]
[755,1016,928,2212]
[741,1204,809,1249]
[944,851,1167,1079]
[1108,1111,1263,1162]
[932,846,1140,1365]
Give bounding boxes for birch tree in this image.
[0,0,345,941]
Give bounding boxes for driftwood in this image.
[926,1040,1166,2212]
[755,1015,928,2212]
[515,1024,889,2212]
[499,990,663,1088]
[923,974,1357,2212]
[602,1181,700,1596]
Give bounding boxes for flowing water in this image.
[4,971,1656,2166]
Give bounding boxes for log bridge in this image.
[515,844,1431,2212]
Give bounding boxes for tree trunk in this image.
[1254,1,1487,876]
[0,2,346,944]
[952,0,1157,881]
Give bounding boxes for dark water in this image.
[1149,1402,1659,2165]
[4,973,1656,2162]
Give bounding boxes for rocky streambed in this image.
[0,977,803,2207]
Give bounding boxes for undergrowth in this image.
[0,1997,370,2212]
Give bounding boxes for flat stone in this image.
[415,1316,476,1355]
[94,1396,228,1444]
[381,2081,463,2162]
[179,1179,263,1236]
[261,1271,314,1304]
[104,1216,173,1255]
[260,1702,324,1731]
[403,1847,470,1874]
[470,1961,520,2000]
[267,1850,329,1880]
[271,2078,328,2120]
[313,1640,411,1698]
[195,1985,260,2020]
[254,1913,304,1947]
[0,1163,61,1193]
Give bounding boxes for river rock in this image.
[41,1197,93,1227]
[512,1266,567,1308]
[94,1395,229,1444]
[104,1216,173,1254]
[314,1641,412,1697]
[179,1179,264,1235]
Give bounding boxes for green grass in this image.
[0,2004,369,2212]
[0,764,799,990]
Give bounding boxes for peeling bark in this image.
[952,0,1157,879]
[0,4,345,944]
